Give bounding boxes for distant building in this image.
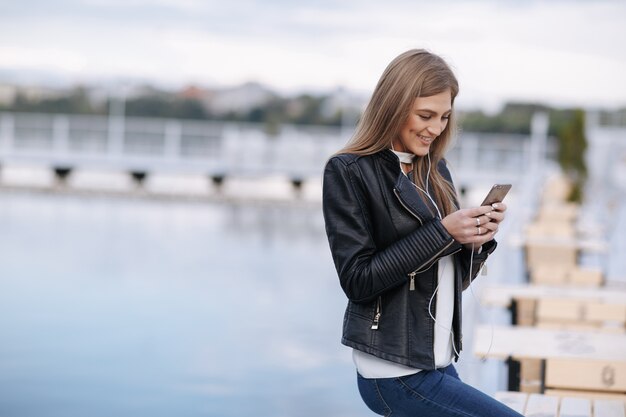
[320,87,367,125]
[0,84,17,105]
[206,82,275,115]
[0,84,67,104]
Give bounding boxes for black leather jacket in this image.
[322,149,497,369]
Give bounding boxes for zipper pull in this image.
[409,272,416,291]
[371,313,380,330]
[371,297,381,330]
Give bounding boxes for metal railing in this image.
[0,111,549,185]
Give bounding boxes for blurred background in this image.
[1,1,625,416]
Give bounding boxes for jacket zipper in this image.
[394,187,462,290]
[371,296,382,330]
[407,242,460,290]
[393,188,423,225]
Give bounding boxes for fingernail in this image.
[485,212,492,217]
[491,203,498,209]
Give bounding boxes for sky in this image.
[1,0,625,111]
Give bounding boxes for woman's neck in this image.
[391,149,415,174]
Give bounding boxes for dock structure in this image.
[475,168,626,408]
[0,111,545,202]
[494,391,625,417]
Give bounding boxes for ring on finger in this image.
[476,217,480,226]
[476,226,481,235]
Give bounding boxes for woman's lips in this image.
[418,135,434,145]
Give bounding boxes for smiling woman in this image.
[321,49,520,417]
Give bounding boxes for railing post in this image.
[107,97,125,158]
[460,134,479,173]
[53,115,69,155]
[520,112,550,219]
[529,112,549,175]
[164,120,181,160]
[0,113,15,155]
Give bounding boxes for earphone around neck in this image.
[390,144,442,220]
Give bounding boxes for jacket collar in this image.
[378,149,439,221]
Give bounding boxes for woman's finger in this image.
[467,206,494,218]
[481,221,498,232]
[486,212,505,223]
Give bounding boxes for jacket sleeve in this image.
[322,156,460,304]
[458,239,497,291]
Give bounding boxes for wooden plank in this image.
[514,235,609,253]
[545,358,626,392]
[525,393,559,417]
[532,206,577,221]
[494,391,528,414]
[520,358,544,393]
[536,299,583,321]
[526,222,575,239]
[569,268,603,287]
[480,284,626,309]
[531,265,570,285]
[516,298,537,326]
[593,399,625,417]
[535,321,600,332]
[521,381,543,394]
[544,389,626,403]
[559,397,591,417]
[521,359,543,379]
[526,244,577,270]
[542,177,573,202]
[473,325,626,362]
[586,303,626,325]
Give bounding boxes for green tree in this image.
[555,109,587,202]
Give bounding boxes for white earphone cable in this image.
[393,146,494,363]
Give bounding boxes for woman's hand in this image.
[441,203,507,247]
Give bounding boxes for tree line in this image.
[3,86,614,136]
[1,87,344,126]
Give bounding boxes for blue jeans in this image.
[357,365,524,417]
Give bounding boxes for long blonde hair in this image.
[338,49,459,216]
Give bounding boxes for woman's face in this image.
[393,89,452,156]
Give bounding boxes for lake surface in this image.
[0,192,371,417]
[0,189,540,417]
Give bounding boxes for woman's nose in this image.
[427,123,443,137]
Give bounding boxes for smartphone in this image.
[481,184,512,206]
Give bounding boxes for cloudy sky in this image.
[1,0,625,110]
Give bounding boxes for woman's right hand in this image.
[441,206,499,246]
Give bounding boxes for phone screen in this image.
[481,184,512,206]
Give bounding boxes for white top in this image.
[354,254,456,378]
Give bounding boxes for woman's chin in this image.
[413,147,430,157]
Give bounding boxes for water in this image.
[0,192,367,417]
[0,187,544,417]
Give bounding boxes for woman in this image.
[322,49,522,416]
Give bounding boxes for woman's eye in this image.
[419,115,431,120]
